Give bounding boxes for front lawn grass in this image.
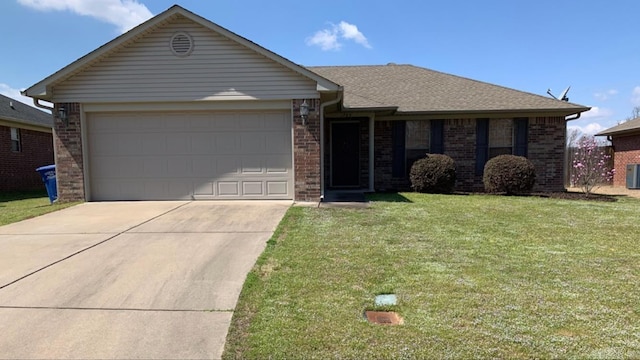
[224,193,640,359]
[0,191,78,226]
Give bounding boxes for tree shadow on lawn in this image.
[366,192,413,203]
[0,190,48,203]
[366,191,621,203]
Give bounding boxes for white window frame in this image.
[10,127,21,152]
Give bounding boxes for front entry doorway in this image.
[331,121,360,187]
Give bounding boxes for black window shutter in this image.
[514,117,528,157]
[430,119,444,154]
[392,121,406,178]
[475,118,489,175]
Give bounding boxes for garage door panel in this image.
[218,182,239,196]
[193,180,215,196]
[118,134,143,155]
[267,181,288,195]
[192,158,215,177]
[214,135,238,154]
[216,157,241,175]
[240,133,265,153]
[141,134,166,155]
[241,157,263,174]
[242,182,264,196]
[191,133,214,154]
[88,111,292,200]
[212,114,239,129]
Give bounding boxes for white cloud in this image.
[337,21,371,48]
[594,89,618,101]
[0,83,53,109]
[17,0,153,33]
[306,28,341,51]
[306,21,371,51]
[581,106,614,120]
[632,86,640,106]
[567,123,605,136]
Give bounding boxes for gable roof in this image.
[309,64,589,115]
[596,117,640,137]
[0,94,52,131]
[23,5,340,100]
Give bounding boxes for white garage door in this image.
[87,111,293,200]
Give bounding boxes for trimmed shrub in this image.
[483,155,536,194]
[410,154,456,194]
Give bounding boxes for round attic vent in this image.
[170,32,193,56]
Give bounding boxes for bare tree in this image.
[623,106,640,123]
[567,128,580,148]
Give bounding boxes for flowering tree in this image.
[571,136,615,196]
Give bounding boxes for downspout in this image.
[564,112,582,186]
[319,90,343,202]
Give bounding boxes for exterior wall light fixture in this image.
[57,105,68,127]
[300,100,309,126]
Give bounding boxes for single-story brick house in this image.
[0,94,54,191]
[23,5,589,202]
[596,117,640,188]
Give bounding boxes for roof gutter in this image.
[32,98,54,113]
[319,89,343,202]
[565,112,581,121]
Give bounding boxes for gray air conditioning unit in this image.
[627,164,640,189]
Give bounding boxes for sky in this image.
[1,0,639,136]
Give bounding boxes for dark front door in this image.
[331,121,360,187]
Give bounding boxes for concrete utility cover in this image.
[375,294,398,306]
[0,200,290,359]
[364,311,404,325]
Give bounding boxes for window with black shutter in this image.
[430,119,444,154]
[392,121,406,177]
[476,119,489,175]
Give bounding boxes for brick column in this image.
[529,116,566,192]
[53,103,85,202]
[293,99,321,201]
[443,118,478,191]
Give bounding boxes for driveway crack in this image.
[0,202,192,290]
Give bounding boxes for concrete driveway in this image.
[0,200,290,359]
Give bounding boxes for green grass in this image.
[0,191,79,226]
[224,193,640,359]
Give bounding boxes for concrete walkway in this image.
[0,201,290,359]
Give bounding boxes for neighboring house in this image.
[0,94,54,192]
[596,117,640,187]
[22,5,589,202]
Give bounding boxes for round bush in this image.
[410,154,456,194]
[483,155,536,194]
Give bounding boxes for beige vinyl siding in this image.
[53,15,318,103]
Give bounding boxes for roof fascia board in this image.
[336,107,590,119]
[23,5,340,100]
[0,119,52,132]
[597,129,640,137]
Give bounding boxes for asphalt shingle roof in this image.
[0,94,53,128]
[308,64,589,114]
[596,117,640,137]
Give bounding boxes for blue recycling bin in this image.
[36,165,57,203]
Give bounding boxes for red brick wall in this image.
[611,134,640,187]
[293,99,321,201]
[373,116,567,193]
[0,125,54,191]
[528,116,566,192]
[443,119,478,191]
[374,121,411,191]
[53,103,85,202]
